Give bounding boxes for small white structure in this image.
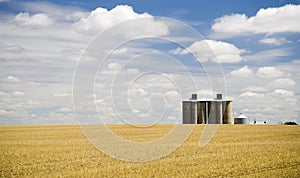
[234,113,248,124]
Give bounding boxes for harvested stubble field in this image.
[0,124,299,177]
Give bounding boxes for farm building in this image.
[234,113,248,124]
[182,94,232,124]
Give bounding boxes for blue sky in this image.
[0,0,299,125]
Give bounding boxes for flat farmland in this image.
[0,125,299,177]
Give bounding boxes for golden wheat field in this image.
[0,124,299,177]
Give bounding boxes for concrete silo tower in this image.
[182,93,233,124]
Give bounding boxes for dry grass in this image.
[0,124,299,177]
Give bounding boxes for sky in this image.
[0,0,299,125]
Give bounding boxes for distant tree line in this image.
[284,121,297,125]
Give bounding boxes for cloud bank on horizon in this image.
[0,1,299,125]
[211,4,300,38]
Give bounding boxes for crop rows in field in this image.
[0,125,299,177]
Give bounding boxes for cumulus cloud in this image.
[165,90,179,97]
[196,89,214,98]
[73,5,169,35]
[95,99,104,104]
[268,78,296,88]
[61,49,87,61]
[211,4,300,38]
[0,42,26,60]
[0,91,8,97]
[0,109,15,115]
[19,1,86,21]
[53,93,70,97]
[126,68,140,74]
[74,5,146,31]
[272,89,295,96]
[66,11,88,21]
[172,39,245,63]
[240,91,263,97]
[107,62,122,71]
[111,47,128,55]
[259,37,291,46]
[167,116,176,120]
[256,66,285,78]
[242,86,268,92]
[244,48,290,62]
[129,88,148,97]
[3,75,19,82]
[14,12,53,27]
[12,91,24,97]
[57,107,72,112]
[27,81,41,86]
[230,66,253,77]
[0,42,24,53]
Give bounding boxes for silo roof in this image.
[236,114,247,119]
[182,98,232,102]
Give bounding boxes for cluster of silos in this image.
[182,94,232,124]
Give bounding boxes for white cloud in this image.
[172,39,245,63]
[0,42,25,60]
[107,62,122,71]
[0,0,10,2]
[3,75,19,82]
[167,116,176,120]
[53,93,70,97]
[240,91,263,97]
[0,42,24,54]
[197,89,214,98]
[19,1,86,21]
[73,5,169,36]
[268,78,296,88]
[212,4,300,38]
[132,109,140,114]
[12,91,24,97]
[0,91,8,97]
[111,47,128,55]
[165,90,179,97]
[95,99,104,104]
[235,88,297,123]
[126,68,140,74]
[230,66,253,77]
[244,48,290,62]
[243,86,268,92]
[57,107,72,112]
[259,37,291,46]
[95,83,104,89]
[272,89,295,96]
[256,66,285,78]
[66,11,88,21]
[129,88,148,97]
[14,12,53,27]
[0,109,15,115]
[27,81,41,86]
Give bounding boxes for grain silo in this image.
[182,94,232,124]
[182,100,198,124]
[234,113,248,124]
